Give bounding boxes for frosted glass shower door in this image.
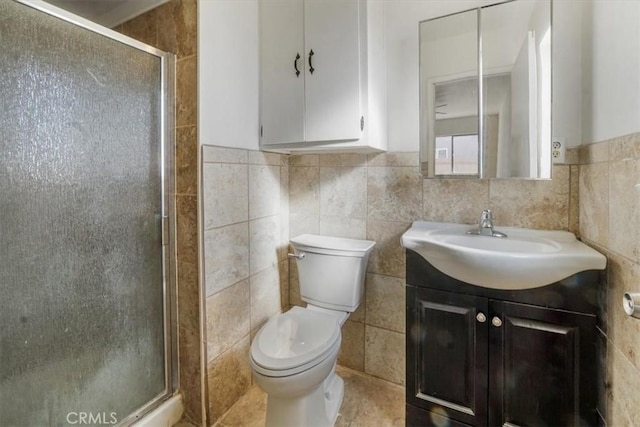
[0,1,174,426]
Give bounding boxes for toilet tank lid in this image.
[291,234,375,254]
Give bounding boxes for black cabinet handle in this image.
[308,49,315,75]
[294,53,300,77]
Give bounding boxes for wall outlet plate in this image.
[552,137,566,163]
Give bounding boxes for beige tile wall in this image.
[288,152,577,387]
[577,132,640,425]
[201,146,289,423]
[116,1,201,423]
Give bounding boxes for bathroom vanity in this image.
[405,249,601,426]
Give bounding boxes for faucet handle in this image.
[479,209,493,229]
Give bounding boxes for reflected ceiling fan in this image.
[435,103,448,115]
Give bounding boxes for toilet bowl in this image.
[249,234,375,427]
[250,306,344,427]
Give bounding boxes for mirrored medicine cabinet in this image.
[420,0,551,179]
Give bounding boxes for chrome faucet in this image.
[467,209,508,238]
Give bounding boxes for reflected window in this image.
[435,134,479,176]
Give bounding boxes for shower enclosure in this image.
[0,1,176,425]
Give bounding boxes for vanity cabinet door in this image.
[407,287,488,426]
[488,301,598,427]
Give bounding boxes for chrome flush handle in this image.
[288,252,305,260]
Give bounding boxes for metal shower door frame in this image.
[12,1,178,425]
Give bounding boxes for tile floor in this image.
[210,365,405,427]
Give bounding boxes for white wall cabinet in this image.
[259,0,386,153]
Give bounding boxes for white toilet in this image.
[250,234,375,427]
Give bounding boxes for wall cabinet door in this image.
[303,0,361,142]
[407,287,488,426]
[488,301,597,427]
[259,0,362,145]
[259,0,304,145]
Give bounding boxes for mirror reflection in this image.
[420,0,552,179]
[420,9,478,177]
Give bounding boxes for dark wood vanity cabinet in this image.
[407,287,489,426]
[405,249,600,427]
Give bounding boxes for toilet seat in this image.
[251,306,341,377]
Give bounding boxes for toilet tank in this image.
[290,234,375,312]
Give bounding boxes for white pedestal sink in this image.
[401,221,607,289]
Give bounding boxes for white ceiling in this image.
[45,0,169,28]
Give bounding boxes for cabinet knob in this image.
[476,312,487,323]
[491,316,503,327]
